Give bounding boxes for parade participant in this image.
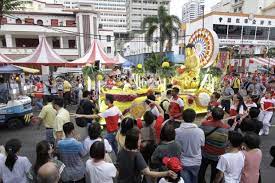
[175,109,205,183]
[239,107,263,134]
[214,131,244,183]
[76,94,123,155]
[151,122,181,171]
[198,107,230,183]
[57,122,86,183]
[229,95,247,118]
[244,95,257,111]
[27,140,65,183]
[220,80,234,114]
[34,79,44,109]
[241,132,262,183]
[37,162,60,183]
[52,97,70,141]
[117,128,177,183]
[116,117,136,152]
[106,75,116,89]
[33,95,57,145]
[258,91,275,136]
[86,141,117,183]
[63,79,72,108]
[146,94,160,117]
[160,89,172,120]
[169,87,184,120]
[0,139,32,183]
[232,73,241,94]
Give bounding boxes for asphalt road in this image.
[0,108,274,183]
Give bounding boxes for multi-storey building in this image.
[211,0,275,15]
[0,0,115,60]
[126,0,170,32]
[182,0,205,23]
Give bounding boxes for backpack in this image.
[75,101,89,127]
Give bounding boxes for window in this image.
[268,21,272,25]
[68,40,76,48]
[99,35,101,40]
[236,19,240,23]
[244,19,248,23]
[98,24,103,29]
[228,25,242,39]
[37,19,43,26]
[242,26,256,40]
[260,20,264,25]
[51,19,58,26]
[234,8,237,12]
[25,18,34,25]
[238,7,242,11]
[52,38,60,48]
[107,47,111,53]
[235,0,238,2]
[270,28,275,41]
[15,38,39,47]
[227,18,231,23]
[213,24,227,39]
[66,20,76,27]
[253,20,256,24]
[107,35,111,42]
[16,18,22,24]
[256,27,269,40]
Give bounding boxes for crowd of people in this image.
[0,70,275,183]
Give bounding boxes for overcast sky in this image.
[170,0,221,19]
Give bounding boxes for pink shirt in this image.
[241,149,262,183]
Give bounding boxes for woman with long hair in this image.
[228,94,247,128]
[0,139,32,183]
[27,140,65,182]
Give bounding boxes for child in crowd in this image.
[214,131,245,183]
[241,132,262,183]
[258,91,275,136]
[158,157,184,183]
[86,141,117,183]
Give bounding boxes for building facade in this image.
[211,0,275,15]
[0,0,115,60]
[182,0,205,23]
[126,0,170,32]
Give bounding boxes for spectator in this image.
[37,162,60,183]
[33,95,57,145]
[151,122,181,171]
[27,140,65,183]
[258,91,275,136]
[86,141,117,183]
[169,87,184,120]
[198,107,230,183]
[146,94,160,117]
[83,123,112,159]
[175,109,205,183]
[117,128,176,183]
[244,95,257,111]
[52,97,70,141]
[229,95,247,117]
[159,157,184,183]
[221,80,234,113]
[0,139,32,183]
[247,79,266,102]
[241,132,262,183]
[208,92,221,112]
[116,117,136,152]
[57,122,86,183]
[63,79,72,108]
[214,131,244,183]
[240,107,263,134]
[160,89,172,120]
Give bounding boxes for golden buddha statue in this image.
[172,44,201,89]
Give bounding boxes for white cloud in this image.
[170,0,221,19]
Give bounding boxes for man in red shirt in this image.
[76,94,123,154]
[169,87,184,120]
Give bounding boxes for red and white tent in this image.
[70,39,117,65]
[14,37,67,65]
[0,54,13,63]
[250,57,275,66]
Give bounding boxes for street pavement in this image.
[0,109,274,183]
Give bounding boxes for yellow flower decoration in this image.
[97,74,103,81]
[137,64,142,69]
[162,62,170,68]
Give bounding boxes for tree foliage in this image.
[141,6,181,54]
[144,53,163,74]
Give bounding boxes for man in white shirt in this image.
[175,109,205,183]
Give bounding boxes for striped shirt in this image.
[57,138,86,182]
[200,120,230,161]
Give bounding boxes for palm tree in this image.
[0,0,29,28]
[142,5,181,55]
